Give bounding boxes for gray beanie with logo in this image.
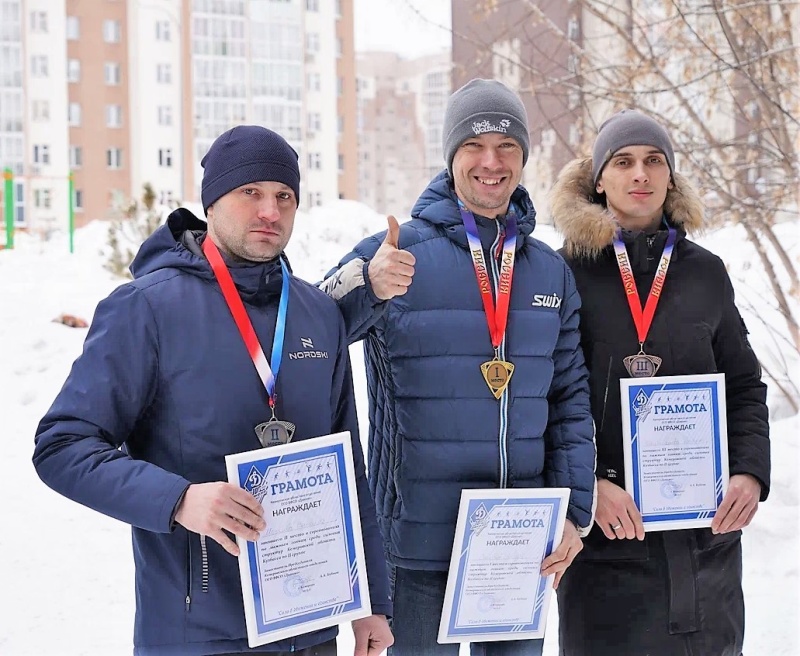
[442,79,530,177]
[592,109,675,184]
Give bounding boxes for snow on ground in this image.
[0,203,797,655]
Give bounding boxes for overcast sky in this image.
[354,0,451,58]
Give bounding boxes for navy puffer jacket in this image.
[326,173,596,570]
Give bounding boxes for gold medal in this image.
[623,351,662,378]
[481,358,515,399]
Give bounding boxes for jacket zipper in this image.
[185,534,193,611]
[199,535,210,593]
[599,355,613,433]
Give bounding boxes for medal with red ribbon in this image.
[459,202,517,399]
[613,228,677,377]
[203,237,296,446]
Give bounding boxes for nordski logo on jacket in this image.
[531,293,562,309]
[288,337,329,360]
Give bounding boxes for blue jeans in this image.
[388,566,545,656]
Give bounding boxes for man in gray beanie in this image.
[549,109,769,655]
[321,79,596,655]
[33,124,395,655]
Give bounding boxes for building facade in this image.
[356,50,451,216]
[0,0,356,233]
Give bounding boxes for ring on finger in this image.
[611,523,622,531]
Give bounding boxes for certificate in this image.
[438,488,570,644]
[621,373,729,532]
[225,431,371,647]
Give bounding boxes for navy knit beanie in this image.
[442,79,530,177]
[200,125,300,212]
[592,110,675,184]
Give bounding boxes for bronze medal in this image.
[255,416,296,447]
[623,352,662,378]
[480,359,515,399]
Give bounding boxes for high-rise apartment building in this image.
[1,0,356,232]
[357,50,451,216]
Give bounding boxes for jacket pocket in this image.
[694,527,741,551]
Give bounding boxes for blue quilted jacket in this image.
[326,173,597,570]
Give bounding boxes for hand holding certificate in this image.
[621,373,729,532]
[225,431,371,648]
[438,488,570,644]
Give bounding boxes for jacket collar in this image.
[548,157,704,260]
[411,170,537,250]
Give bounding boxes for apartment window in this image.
[68,102,81,126]
[338,154,344,171]
[34,188,52,209]
[306,0,319,10]
[307,153,321,170]
[31,100,50,121]
[155,20,171,41]
[336,37,342,58]
[33,144,50,165]
[67,59,80,83]
[30,55,48,77]
[335,0,342,17]
[307,191,322,207]
[306,32,319,54]
[30,11,48,32]
[66,16,80,40]
[157,105,172,126]
[69,146,83,169]
[307,72,320,92]
[307,112,321,133]
[104,62,121,85]
[337,76,343,97]
[106,104,122,128]
[103,19,121,43]
[156,64,172,84]
[74,189,83,211]
[106,147,122,169]
[159,148,173,167]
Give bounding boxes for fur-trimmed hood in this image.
[549,157,704,260]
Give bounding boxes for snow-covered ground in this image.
[1,202,797,655]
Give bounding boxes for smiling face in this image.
[596,144,674,232]
[451,132,524,217]
[206,181,297,262]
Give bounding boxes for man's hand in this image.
[541,520,582,590]
[368,215,416,300]
[711,473,761,534]
[174,482,265,557]
[352,614,393,656]
[595,477,645,541]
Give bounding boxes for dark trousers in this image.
[211,638,337,656]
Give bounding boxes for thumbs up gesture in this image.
[368,215,416,301]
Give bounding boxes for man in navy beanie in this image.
[321,79,596,655]
[33,125,394,655]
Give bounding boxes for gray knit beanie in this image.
[201,125,300,213]
[592,109,675,184]
[442,79,530,177]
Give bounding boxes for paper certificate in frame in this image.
[225,431,371,648]
[621,373,729,532]
[437,488,570,644]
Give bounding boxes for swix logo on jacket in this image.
[532,292,562,309]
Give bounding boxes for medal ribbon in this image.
[202,237,289,409]
[458,201,517,350]
[612,228,676,348]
